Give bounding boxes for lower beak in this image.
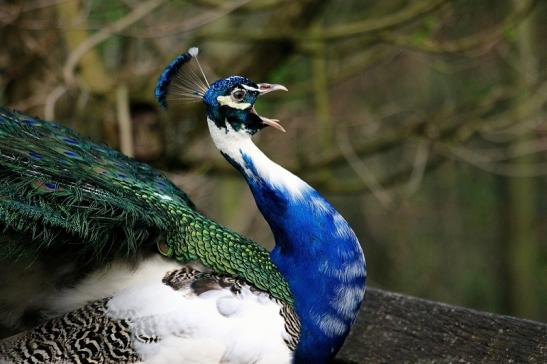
[251,106,286,133]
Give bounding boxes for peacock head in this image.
[154,47,287,135]
[203,76,287,134]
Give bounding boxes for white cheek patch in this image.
[217,95,251,110]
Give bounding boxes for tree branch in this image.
[196,0,450,43]
[61,0,165,89]
[379,0,539,55]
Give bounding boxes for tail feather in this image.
[0,107,194,262]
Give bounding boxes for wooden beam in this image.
[334,288,547,363]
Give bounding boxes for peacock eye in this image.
[231,89,246,101]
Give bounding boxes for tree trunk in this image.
[506,0,540,320]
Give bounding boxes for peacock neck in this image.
[208,119,367,363]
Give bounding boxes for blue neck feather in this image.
[226,148,367,363]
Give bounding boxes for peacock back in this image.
[0,107,292,304]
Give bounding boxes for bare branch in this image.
[196,0,449,42]
[124,0,249,38]
[406,140,431,195]
[336,130,393,208]
[62,0,166,88]
[303,118,427,173]
[379,0,539,55]
[314,0,449,41]
[116,84,134,157]
[479,77,547,139]
[312,156,446,195]
[22,0,70,12]
[44,85,67,120]
[189,0,289,12]
[441,143,547,177]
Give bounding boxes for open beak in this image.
[251,83,288,132]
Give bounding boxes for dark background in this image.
[1,0,545,322]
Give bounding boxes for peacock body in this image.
[0,48,366,363]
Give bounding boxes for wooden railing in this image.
[334,288,546,363]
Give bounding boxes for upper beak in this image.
[252,83,288,132]
[257,83,288,95]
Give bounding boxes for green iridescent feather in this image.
[0,107,292,304]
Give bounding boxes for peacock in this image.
[0,47,366,363]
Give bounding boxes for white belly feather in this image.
[107,272,292,363]
[0,256,295,364]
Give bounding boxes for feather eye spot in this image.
[93,145,109,153]
[61,150,84,161]
[29,151,43,159]
[156,179,168,187]
[63,137,79,145]
[155,179,170,191]
[93,167,107,175]
[22,118,39,126]
[32,180,60,192]
[157,240,171,256]
[45,182,58,190]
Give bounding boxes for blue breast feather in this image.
[240,153,367,363]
